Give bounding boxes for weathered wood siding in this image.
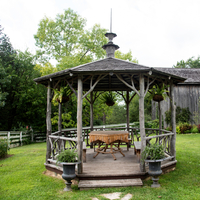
[152,84,200,126]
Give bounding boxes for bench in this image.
[134,141,141,161]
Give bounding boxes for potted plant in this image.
[141,143,166,188]
[57,149,80,191]
[52,86,72,104]
[149,84,169,102]
[102,92,117,106]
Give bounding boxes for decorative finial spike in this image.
[110,8,112,33]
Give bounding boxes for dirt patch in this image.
[43,170,79,184]
[0,154,14,161]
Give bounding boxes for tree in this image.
[34,9,107,69]
[173,56,200,68]
[115,50,138,63]
[0,49,47,131]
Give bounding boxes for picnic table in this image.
[89,131,129,160]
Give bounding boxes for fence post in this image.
[20,131,22,146]
[7,132,10,148]
[31,130,34,142]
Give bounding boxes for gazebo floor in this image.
[77,148,177,180]
[45,147,177,181]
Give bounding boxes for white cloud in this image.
[1,0,200,67]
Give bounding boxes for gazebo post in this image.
[90,91,94,131]
[139,74,146,172]
[170,80,176,160]
[58,102,63,150]
[126,91,130,132]
[46,81,52,163]
[77,76,83,173]
[158,101,162,136]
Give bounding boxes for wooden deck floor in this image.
[77,147,177,180]
[45,147,177,181]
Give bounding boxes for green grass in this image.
[0,134,200,200]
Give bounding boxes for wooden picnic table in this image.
[89,131,129,160]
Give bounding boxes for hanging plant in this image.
[102,92,117,106]
[149,84,169,102]
[52,85,72,103]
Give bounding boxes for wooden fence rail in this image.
[0,131,46,148]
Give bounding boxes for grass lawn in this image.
[0,134,200,200]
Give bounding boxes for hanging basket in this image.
[153,95,164,102]
[56,96,70,103]
[106,101,115,106]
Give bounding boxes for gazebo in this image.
[34,31,186,178]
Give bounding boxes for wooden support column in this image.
[58,103,62,132]
[126,91,130,132]
[170,81,176,160]
[139,74,146,172]
[77,77,83,173]
[90,91,94,131]
[46,81,52,163]
[158,101,162,137]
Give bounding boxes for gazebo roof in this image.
[34,57,186,91]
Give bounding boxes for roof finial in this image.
[110,8,112,33]
[102,9,119,58]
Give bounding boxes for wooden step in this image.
[78,178,143,190]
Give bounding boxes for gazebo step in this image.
[78,178,143,190]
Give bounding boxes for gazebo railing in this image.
[48,132,82,164]
[50,127,174,158]
[145,128,174,158]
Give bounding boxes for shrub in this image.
[197,124,200,132]
[141,143,165,163]
[179,123,192,134]
[191,126,199,133]
[0,138,9,159]
[56,149,78,163]
[176,126,181,134]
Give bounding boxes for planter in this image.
[145,158,166,188]
[106,101,115,106]
[61,161,81,191]
[56,96,70,103]
[153,95,164,102]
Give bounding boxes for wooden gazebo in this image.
[34,31,186,177]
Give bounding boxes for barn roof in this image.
[155,68,200,84]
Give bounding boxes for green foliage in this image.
[34,9,107,66]
[141,143,165,163]
[0,138,9,158]
[130,93,152,122]
[165,106,191,126]
[56,149,78,163]
[106,104,126,125]
[1,138,200,199]
[176,126,181,134]
[173,56,200,68]
[148,83,168,102]
[101,92,117,106]
[178,123,192,134]
[191,125,199,133]
[52,86,71,104]
[115,50,138,63]
[51,112,75,129]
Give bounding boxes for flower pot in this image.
[56,96,69,103]
[106,101,115,106]
[153,95,164,102]
[61,161,81,191]
[145,158,165,188]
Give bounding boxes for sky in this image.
[1,0,200,68]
